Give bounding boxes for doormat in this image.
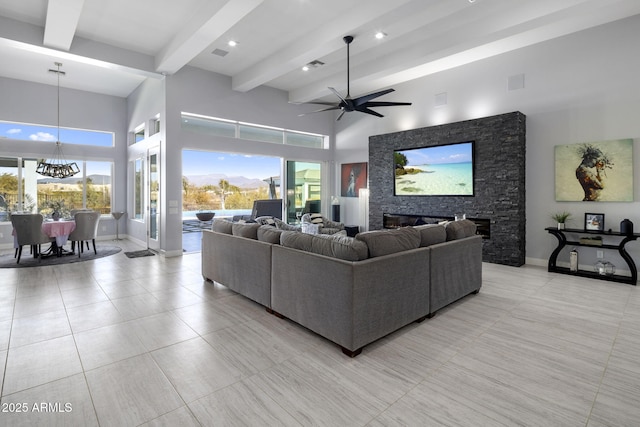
[124,249,156,258]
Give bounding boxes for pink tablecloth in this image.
[42,221,76,246]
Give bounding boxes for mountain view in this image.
[37,174,111,185]
[184,173,269,189]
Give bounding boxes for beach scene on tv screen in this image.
[395,142,474,196]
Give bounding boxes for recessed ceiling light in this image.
[302,65,310,72]
[375,32,387,40]
[228,40,238,47]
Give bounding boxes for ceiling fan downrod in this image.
[343,35,353,98]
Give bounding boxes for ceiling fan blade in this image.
[290,100,338,106]
[336,110,347,121]
[328,87,348,104]
[298,105,341,116]
[353,88,395,106]
[355,106,384,118]
[362,101,413,107]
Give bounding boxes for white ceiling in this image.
[0,0,639,101]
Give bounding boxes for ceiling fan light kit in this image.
[300,35,411,121]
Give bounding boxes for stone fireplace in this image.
[368,111,526,266]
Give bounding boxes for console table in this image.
[545,227,638,285]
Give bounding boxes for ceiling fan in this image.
[299,35,412,121]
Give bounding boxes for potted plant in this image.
[42,199,70,221]
[551,211,572,230]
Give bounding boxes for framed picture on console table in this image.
[585,213,605,231]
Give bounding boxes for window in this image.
[181,150,281,215]
[150,116,160,136]
[134,126,145,143]
[0,120,113,147]
[84,161,112,214]
[0,156,113,221]
[181,113,327,149]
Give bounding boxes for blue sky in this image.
[0,121,112,146]
[400,142,473,166]
[182,150,281,179]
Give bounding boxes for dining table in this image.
[13,219,76,257]
[42,220,76,246]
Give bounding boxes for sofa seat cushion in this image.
[280,231,368,261]
[257,224,284,244]
[356,227,421,257]
[212,219,233,234]
[414,224,447,247]
[232,222,261,239]
[445,219,477,241]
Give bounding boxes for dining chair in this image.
[11,213,52,264]
[68,211,100,257]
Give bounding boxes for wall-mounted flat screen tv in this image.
[394,141,474,196]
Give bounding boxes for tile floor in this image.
[0,240,639,426]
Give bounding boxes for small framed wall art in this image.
[341,162,368,197]
[585,213,605,231]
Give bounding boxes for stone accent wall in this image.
[368,111,526,266]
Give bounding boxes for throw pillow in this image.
[322,218,345,230]
[273,218,300,231]
[301,223,320,234]
[211,219,233,234]
[309,213,324,224]
[254,216,276,226]
[356,227,421,257]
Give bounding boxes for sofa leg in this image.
[472,289,480,294]
[415,314,429,323]
[426,312,437,319]
[341,347,362,358]
[266,308,285,319]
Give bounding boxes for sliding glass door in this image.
[285,161,322,223]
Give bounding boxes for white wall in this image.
[335,14,640,270]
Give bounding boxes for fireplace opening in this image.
[383,213,490,239]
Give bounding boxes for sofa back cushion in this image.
[257,225,283,244]
[212,219,233,234]
[445,219,477,240]
[232,222,261,239]
[355,227,421,257]
[314,234,368,261]
[414,224,447,247]
[280,231,368,261]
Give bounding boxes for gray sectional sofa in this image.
[201,218,482,356]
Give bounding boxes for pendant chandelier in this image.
[36,62,80,179]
